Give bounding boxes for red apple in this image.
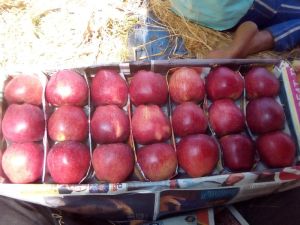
[2,142,43,183]
[245,67,280,99]
[208,99,245,137]
[47,141,90,184]
[220,134,255,172]
[91,69,128,108]
[92,143,134,183]
[48,106,88,142]
[257,131,296,168]
[129,70,168,106]
[0,108,2,138]
[46,70,88,106]
[91,105,130,144]
[2,104,45,142]
[177,134,219,177]
[169,67,205,103]
[206,67,244,100]
[137,143,177,181]
[132,105,171,145]
[0,151,4,179]
[246,97,285,134]
[172,102,208,137]
[4,75,43,105]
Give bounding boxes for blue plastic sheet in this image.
[128,12,189,60]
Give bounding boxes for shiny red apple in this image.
[91,69,128,108]
[129,70,168,106]
[177,134,219,177]
[220,134,255,172]
[245,67,280,99]
[0,151,4,179]
[4,75,43,105]
[48,106,88,142]
[206,67,244,100]
[132,105,171,145]
[257,131,296,168]
[91,105,130,144]
[137,143,177,181]
[246,97,285,134]
[0,110,2,138]
[172,102,208,137]
[46,70,88,106]
[208,99,245,137]
[169,67,205,103]
[2,142,44,183]
[92,143,134,183]
[2,104,45,142]
[47,141,90,184]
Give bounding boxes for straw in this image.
[0,0,145,70]
[0,0,297,70]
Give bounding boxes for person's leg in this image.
[208,18,300,58]
[207,21,274,58]
[207,0,300,58]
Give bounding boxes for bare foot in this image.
[207,48,237,59]
[207,21,259,58]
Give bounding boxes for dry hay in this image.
[0,0,145,70]
[0,0,298,71]
[0,0,26,11]
[149,0,281,59]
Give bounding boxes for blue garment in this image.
[170,0,254,31]
[238,0,300,51]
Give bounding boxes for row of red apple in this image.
[1,65,281,107]
[46,71,90,185]
[0,66,297,184]
[207,66,251,173]
[243,68,295,171]
[1,129,295,184]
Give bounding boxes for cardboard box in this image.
[0,59,299,222]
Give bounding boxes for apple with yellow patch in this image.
[48,106,88,142]
[2,142,44,184]
[132,105,171,145]
[91,105,130,144]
